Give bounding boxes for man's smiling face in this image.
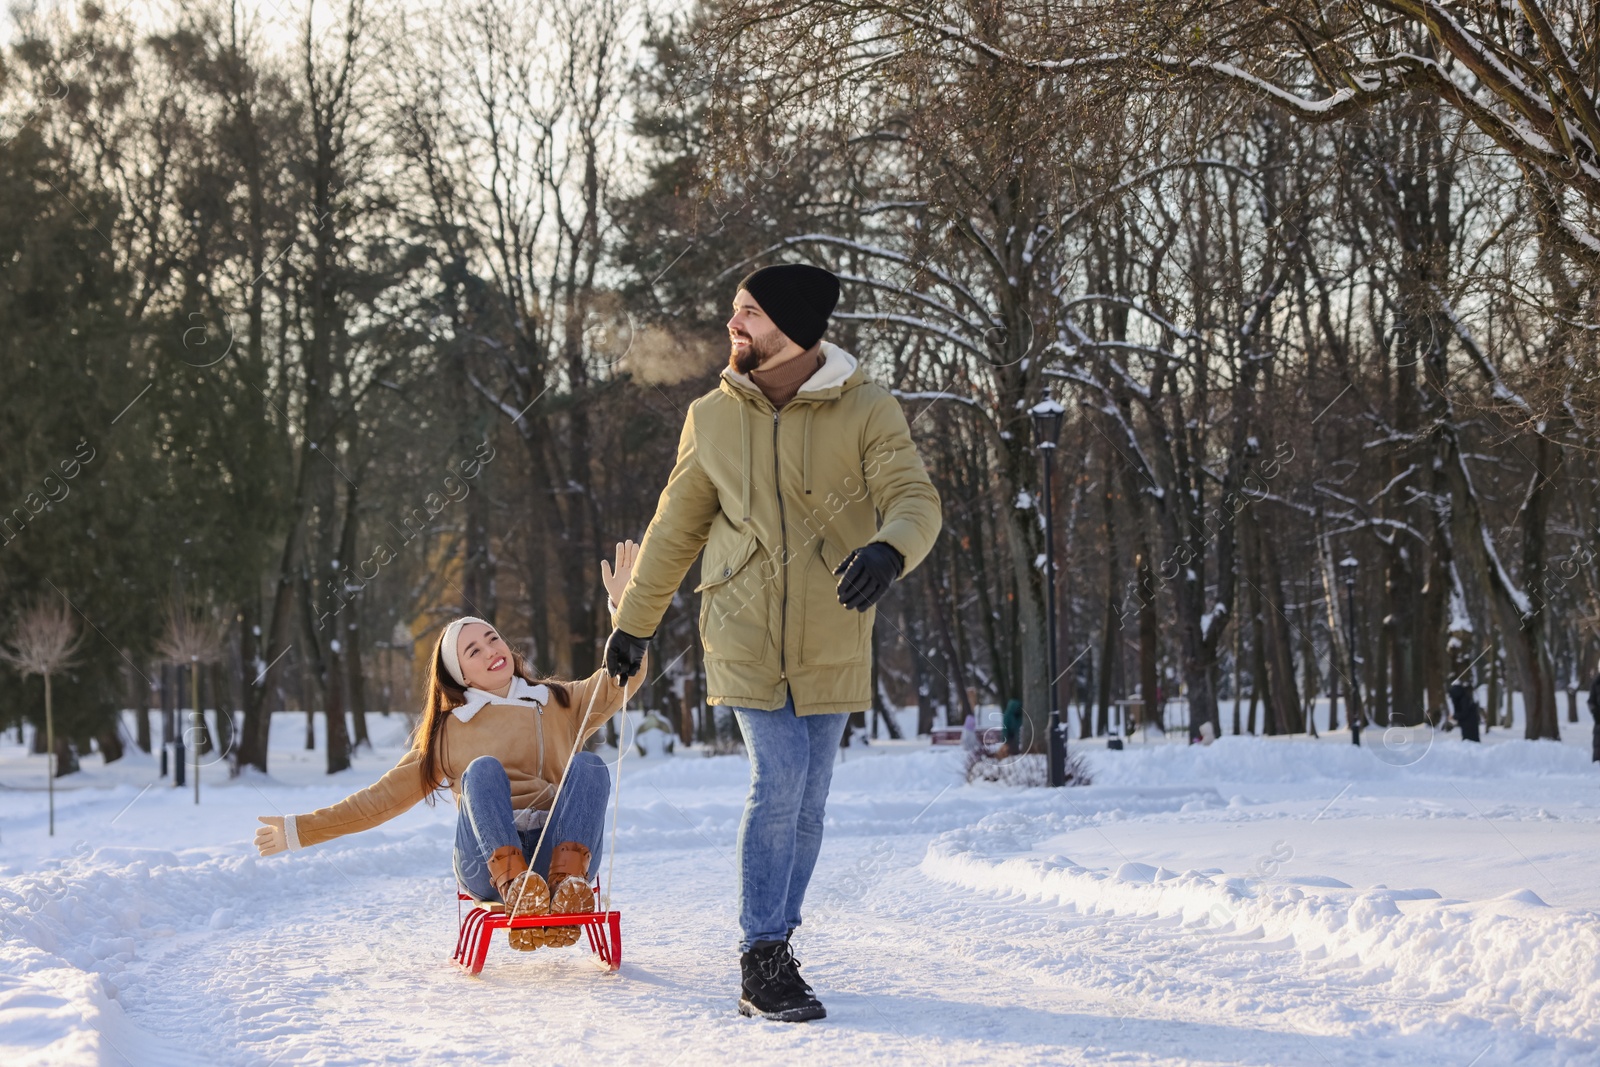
[727,289,799,373]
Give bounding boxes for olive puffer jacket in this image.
[612,341,942,715]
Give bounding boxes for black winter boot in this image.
[784,932,815,998]
[738,940,825,1022]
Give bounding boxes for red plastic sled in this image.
[452,889,622,975]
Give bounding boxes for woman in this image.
[254,541,647,951]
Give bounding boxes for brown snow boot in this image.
[488,845,550,951]
[545,841,594,948]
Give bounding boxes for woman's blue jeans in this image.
[453,752,610,902]
[732,692,849,951]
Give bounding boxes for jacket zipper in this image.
[773,408,788,682]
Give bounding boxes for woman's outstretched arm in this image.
[254,746,432,856]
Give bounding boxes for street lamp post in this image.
[190,656,203,805]
[173,667,187,790]
[1031,399,1068,787]
[1340,557,1362,747]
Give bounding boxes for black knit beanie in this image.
[737,263,840,350]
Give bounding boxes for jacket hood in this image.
[718,340,862,402]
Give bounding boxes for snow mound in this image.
[1083,733,1595,785]
[922,810,1600,1048]
[0,951,209,1067]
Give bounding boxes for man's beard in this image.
[729,330,781,374]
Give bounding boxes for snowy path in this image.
[3,723,1598,1065]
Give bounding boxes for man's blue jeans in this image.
[732,692,849,951]
[453,752,610,901]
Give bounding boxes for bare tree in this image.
[395,0,638,676]
[157,598,228,804]
[1,596,85,835]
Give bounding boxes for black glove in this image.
[833,542,904,612]
[603,628,650,684]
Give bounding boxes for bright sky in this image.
[2,0,680,62]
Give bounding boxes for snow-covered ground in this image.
[2,708,1597,1066]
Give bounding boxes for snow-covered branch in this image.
[1057,294,1195,342]
[832,311,986,357]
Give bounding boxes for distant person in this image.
[1001,698,1023,755]
[1448,680,1480,742]
[1588,670,1600,763]
[961,711,980,752]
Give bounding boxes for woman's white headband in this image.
[439,616,489,687]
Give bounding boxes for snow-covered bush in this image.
[964,749,1091,787]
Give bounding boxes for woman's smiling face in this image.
[455,622,513,691]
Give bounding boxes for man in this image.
[603,263,942,1021]
[1448,679,1481,742]
[1588,668,1599,763]
[1444,641,1481,743]
[1001,697,1023,755]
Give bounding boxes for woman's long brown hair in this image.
[414,626,570,803]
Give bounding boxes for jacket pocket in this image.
[697,526,772,663]
[800,536,866,666]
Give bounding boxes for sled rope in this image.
[529,672,605,861]
[602,690,630,915]
[529,665,631,915]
